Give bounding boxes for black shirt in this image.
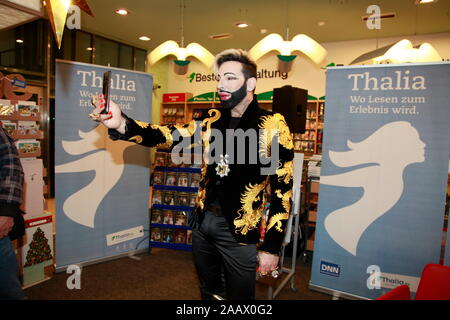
[207,116,241,208]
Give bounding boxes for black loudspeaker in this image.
[272,85,307,133]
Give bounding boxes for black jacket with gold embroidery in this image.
[109,98,294,254]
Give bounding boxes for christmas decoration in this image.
[24,227,53,267]
[45,0,94,49]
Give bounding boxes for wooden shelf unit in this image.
[160,99,324,155]
[293,100,325,156]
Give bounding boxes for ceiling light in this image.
[249,33,328,72]
[415,0,438,4]
[115,9,129,15]
[86,47,93,51]
[149,1,214,75]
[260,29,268,34]
[139,36,151,41]
[235,22,249,28]
[350,39,442,64]
[317,21,326,27]
[16,39,24,43]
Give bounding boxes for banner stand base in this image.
[308,282,370,300]
[55,248,149,273]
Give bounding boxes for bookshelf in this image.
[149,161,201,251]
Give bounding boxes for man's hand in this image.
[257,251,279,275]
[90,94,126,133]
[0,216,14,239]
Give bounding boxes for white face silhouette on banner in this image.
[55,126,129,228]
[321,121,426,255]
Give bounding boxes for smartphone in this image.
[100,71,111,114]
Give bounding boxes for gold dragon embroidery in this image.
[276,160,293,184]
[150,124,173,148]
[265,189,292,232]
[191,110,220,210]
[258,114,294,159]
[234,182,267,235]
[135,120,149,129]
[201,109,221,164]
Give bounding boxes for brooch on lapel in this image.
[216,154,230,178]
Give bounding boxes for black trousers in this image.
[192,211,257,300]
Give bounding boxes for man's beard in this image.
[219,82,247,110]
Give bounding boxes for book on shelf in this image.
[174,211,187,226]
[174,229,187,244]
[151,209,163,224]
[153,171,165,185]
[151,227,162,242]
[152,190,163,205]
[161,228,174,243]
[165,172,177,186]
[307,154,322,177]
[163,210,174,224]
[186,230,193,245]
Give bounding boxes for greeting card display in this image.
[20,158,44,219]
[2,120,16,135]
[21,213,54,287]
[16,139,40,154]
[17,104,39,117]
[18,121,39,135]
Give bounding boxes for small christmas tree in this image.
[24,227,52,267]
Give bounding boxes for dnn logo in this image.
[320,260,341,277]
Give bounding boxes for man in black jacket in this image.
[0,126,26,300]
[91,49,294,299]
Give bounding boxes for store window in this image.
[119,44,133,70]
[94,36,119,68]
[135,48,147,72]
[0,19,45,76]
[75,31,92,64]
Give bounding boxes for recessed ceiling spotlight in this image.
[115,9,129,15]
[139,36,151,41]
[317,21,326,27]
[260,29,267,34]
[16,39,24,43]
[415,0,438,4]
[86,47,93,51]
[235,22,249,28]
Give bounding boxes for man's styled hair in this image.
[214,49,257,80]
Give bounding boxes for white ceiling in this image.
[78,0,450,54]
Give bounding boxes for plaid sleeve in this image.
[0,128,24,217]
